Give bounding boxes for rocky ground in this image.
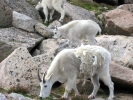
[0,0,133,100]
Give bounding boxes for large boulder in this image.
[0,47,39,95]
[0,0,12,27]
[124,0,133,4]
[0,27,43,62]
[64,2,100,24]
[13,11,39,32]
[110,62,133,89]
[97,35,133,68]
[6,0,42,22]
[117,4,133,13]
[105,8,133,36]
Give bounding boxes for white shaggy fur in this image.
[35,0,65,23]
[53,20,101,47]
[74,45,114,100]
[38,45,114,100]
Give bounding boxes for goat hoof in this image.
[60,97,70,100]
[59,19,63,23]
[88,95,95,100]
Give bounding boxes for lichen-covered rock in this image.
[0,47,39,95]
[0,0,12,27]
[110,62,133,89]
[64,2,100,24]
[124,0,133,4]
[34,23,53,38]
[38,39,65,55]
[96,35,133,68]
[8,93,35,100]
[48,20,62,29]
[13,11,39,32]
[33,39,66,75]
[0,27,43,63]
[105,8,133,36]
[6,0,42,22]
[117,4,133,14]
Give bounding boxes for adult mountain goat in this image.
[35,0,65,23]
[53,20,101,47]
[38,45,114,100]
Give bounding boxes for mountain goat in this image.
[38,45,114,100]
[35,0,65,23]
[53,20,101,47]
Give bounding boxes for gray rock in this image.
[124,0,133,4]
[35,23,54,38]
[9,93,34,100]
[0,0,12,27]
[0,27,43,62]
[96,35,133,68]
[13,11,39,32]
[0,93,7,100]
[48,20,62,29]
[6,0,42,22]
[32,49,41,56]
[0,47,39,95]
[117,4,133,13]
[110,62,133,89]
[64,2,100,24]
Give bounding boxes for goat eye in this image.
[44,85,47,87]
[54,32,56,34]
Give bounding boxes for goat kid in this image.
[53,20,101,47]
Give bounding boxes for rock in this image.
[93,0,118,5]
[28,0,40,5]
[105,9,133,36]
[124,0,133,4]
[64,2,100,24]
[32,49,41,56]
[54,39,70,56]
[8,93,34,100]
[96,35,133,68]
[0,27,43,63]
[114,93,133,100]
[34,23,53,38]
[33,39,65,75]
[0,47,39,95]
[0,0,12,27]
[0,93,7,100]
[13,11,39,32]
[110,62,133,89]
[48,20,62,29]
[76,80,104,95]
[38,39,65,55]
[117,4,133,13]
[6,0,42,22]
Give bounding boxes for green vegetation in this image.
[70,0,115,16]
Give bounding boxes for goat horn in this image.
[42,69,48,83]
[38,69,42,82]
